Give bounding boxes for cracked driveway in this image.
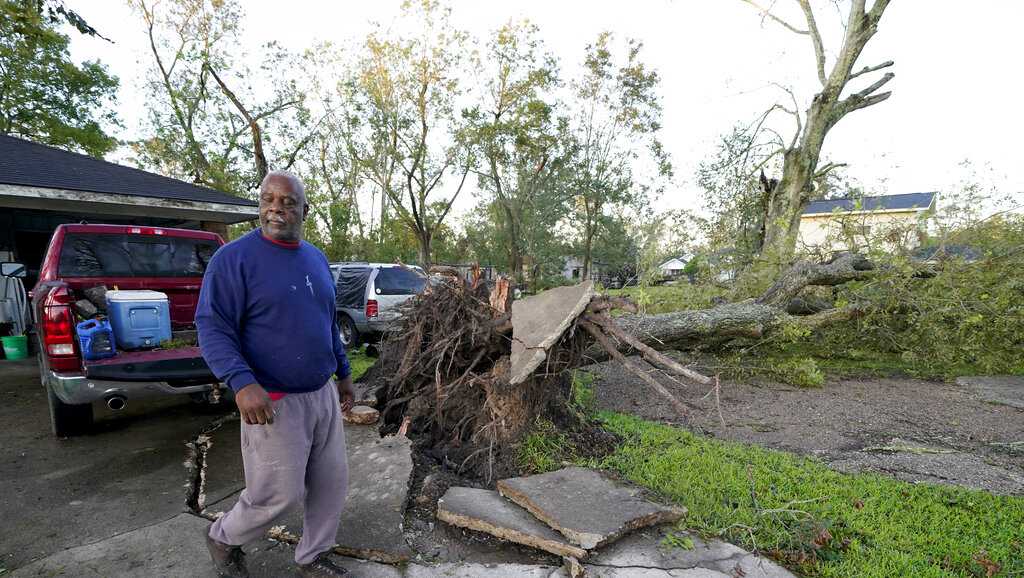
[0,358,235,571]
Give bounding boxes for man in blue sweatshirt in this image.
[197,170,354,578]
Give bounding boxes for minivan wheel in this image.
[338,314,360,348]
[46,384,93,437]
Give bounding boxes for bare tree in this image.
[739,0,894,280]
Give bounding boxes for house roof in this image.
[802,192,936,216]
[658,257,688,269]
[0,134,257,207]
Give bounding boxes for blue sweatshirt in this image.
[195,228,350,394]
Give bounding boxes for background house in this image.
[561,256,609,283]
[657,256,689,279]
[797,192,937,253]
[0,135,258,290]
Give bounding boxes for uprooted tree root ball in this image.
[361,275,586,480]
[359,270,708,481]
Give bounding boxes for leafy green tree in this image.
[346,0,474,268]
[465,20,572,282]
[567,32,671,278]
[0,0,119,156]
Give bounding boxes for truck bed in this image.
[84,346,217,385]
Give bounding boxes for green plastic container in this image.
[1,335,28,360]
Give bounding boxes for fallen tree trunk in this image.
[609,252,874,352]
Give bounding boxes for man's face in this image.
[259,176,308,242]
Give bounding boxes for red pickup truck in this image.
[32,224,225,436]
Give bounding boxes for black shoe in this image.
[297,552,349,577]
[204,529,250,578]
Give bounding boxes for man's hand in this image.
[235,383,274,425]
[337,375,355,413]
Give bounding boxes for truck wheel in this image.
[46,385,93,437]
[338,314,360,349]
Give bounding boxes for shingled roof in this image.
[0,134,256,207]
[802,192,936,216]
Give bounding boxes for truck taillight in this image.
[43,288,78,370]
[128,227,165,235]
[365,299,378,318]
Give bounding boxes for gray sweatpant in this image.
[209,381,348,565]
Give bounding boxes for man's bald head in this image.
[260,170,306,203]
[258,170,309,243]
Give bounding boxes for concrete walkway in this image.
[9,513,793,577]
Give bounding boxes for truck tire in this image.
[338,314,360,349]
[46,384,93,437]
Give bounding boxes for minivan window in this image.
[374,267,426,295]
[58,233,218,278]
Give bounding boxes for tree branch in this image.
[798,0,827,86]
[739,0,809,34]
[849,60,894,80]
[580,320,690,418]
[790,304,867,331]
[757,252,875,307]
[867,0,892,24]
[836,71,894,117]
[813,161,847,180]
[853,70,895,98]
[204,62,268,183]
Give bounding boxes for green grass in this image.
[518,418,575,474]
[583,412,1024,577]
[347,347,376,381]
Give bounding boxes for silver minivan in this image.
[332,263,427,347]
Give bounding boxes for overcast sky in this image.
[66,1,1024,218]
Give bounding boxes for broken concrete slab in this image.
[956,375,1024,409]
[704,553,797,578]
[586,528,796,578]
[331,426,414,562]
[497,467,686,550]
[437,487,588,559]
[586,528,745,569]
[509,281,595,385]
[8,510,409,578]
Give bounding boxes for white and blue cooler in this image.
[105,290,172,350]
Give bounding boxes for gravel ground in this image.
[587,358,1024,495]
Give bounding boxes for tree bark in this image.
[417,232,432,271]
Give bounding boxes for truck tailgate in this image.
[84,347,217,384]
